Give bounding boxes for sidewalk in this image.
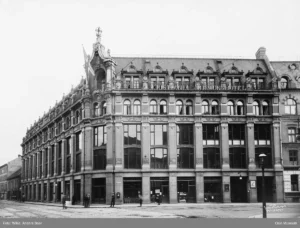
[6,200,299,209]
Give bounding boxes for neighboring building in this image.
[0,164,8,199]
[21,28,299,205]
[0,156,22,200]
[7,168,22,201]
[271,62,300,202]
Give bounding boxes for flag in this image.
[82,45,95,76]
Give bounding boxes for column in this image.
[169,173,177,203]
[142,173,150,204]
[81,175,84,205]
[54,143,58,176]
[248,175,257,203]
[70,176,74,202]
[41,181,44,202]
[46,180,50,202]
[61,178,65,195]
[246,94,254,115]
[81,128,85,172]
[84,126,93,171]
[28,156,31,179]
[71,110,75,127]
[220,94,227,115]
[168,122,177,170]
[106,122,113,170]
[106,173,113,205]
[36,182,39,201]
[274,173,284,202]
[142,122,150,170]
[196,173,204,203]
[32,154,35,180]
[24,158,27,180]
[22,159,25,181]
[273,122,283,170]
[115,175,123,205]
[195,122,203,169]
[61,139,66,175]
[222,174,230,203]
[84,174,92,199]
[168,94,176,115]
[114,94,123,115]
[70,134,75,173]
[41,149,45,178]
[247,122,255,169]
[194,93,202,115]
[115,122,123,170]
[221,122,229,169]
[47,146,51,178]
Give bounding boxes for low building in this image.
[0,164,8,199]
[7,168,22,201]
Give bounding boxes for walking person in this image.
[83,194,88,208]
[62,193,67,209]
[87,194,91,208]
[138,192,143,207]
[155,193,160,205]
[110,192,115,207]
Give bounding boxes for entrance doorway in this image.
[177,177,196,203]
[123,178,142,204]
[74,180,81,204]
[92,178,106,204]
[57,182,61,202]
[230,177,248,202]
[204,177,222,202]
[150,177,169,203]
[257,177,274,202]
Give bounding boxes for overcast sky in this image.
[0,0,300,165]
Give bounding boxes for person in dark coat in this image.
[22,194,25,202]
[138,192,143,207]
[83,194,88,208]
[110,192,115,207]
[87,194,91,208]
[155,193,160,205]
[62,194,67,209]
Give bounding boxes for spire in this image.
[95,27,102,43]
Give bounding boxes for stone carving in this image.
[168,76,175,89]
[196,158,203,164]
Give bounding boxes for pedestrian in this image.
[72,195,75,205]
[22,194,25,203]
[138,192,143,207]
[159,192,162,205]
[62,193,67,209]
[87,194,91,208]
[110,192,115,207]
[155,193,160,205]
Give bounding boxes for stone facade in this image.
[20,28,300,205]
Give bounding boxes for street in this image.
[0,200,299,218]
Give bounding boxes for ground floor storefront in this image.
[21,171,284,205]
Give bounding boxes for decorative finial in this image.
[95,27,102,42]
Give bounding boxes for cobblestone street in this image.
[0,200,299,218]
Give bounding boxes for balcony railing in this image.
[111,81,277,91]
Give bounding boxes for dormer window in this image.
[125,76,140,89]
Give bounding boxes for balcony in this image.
[111,80,277,92]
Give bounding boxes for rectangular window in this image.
[177,125,194,145]
[203,124,219,145]
[289,150,298,166]
[75,131,82,151]
[177,148,194,169]
[94,126,107,147]
[124,148,141,169]
[39,152,42,178]
[229,148,246,168]
[254,125,271,145]
[203,148,220,168]
[288,128,296,143]
[291,175,299,191]
[51,145,55,176]
[124,125,141,145]
[229,124,245,145]
[75,153,81,172]
[150,148,168,169]
[66,156,71,174]
[66,137,71,155]
[93,149,106,170]
[255,148,272,168]
[57,142,62,175]
[150,125,167,146]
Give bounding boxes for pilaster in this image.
[247,122,256,169]
[222,174,231,203]
[70,134,75,174]
[142,173,150,203]
[61,139,66,175]
[221,122,229,169]
[47,146,51,178]
[115,122,123,170]
[142,121,150,170]
[106,122,114,170]
[168,121,177,170]
[169,173,177,203]
[84,126,93,171]
[54,143,58,176]
[195,122,203,169]
[196,172,204,203]
[273,122,283,170]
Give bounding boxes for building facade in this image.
[0,164,8,199]
[7,168,22,201]
[21,28,300,205]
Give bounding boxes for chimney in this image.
[255,47,266,59]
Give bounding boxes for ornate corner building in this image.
[20,28,300,205]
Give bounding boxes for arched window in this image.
[227,100,234,115]
[285,98,296,114]
[186,100,193,115]
[133,100,141,115]
[253,101,260,116]
[123,100,131,115]
[202,100,209,114]
[236,101,244,115]
[75,110,81,124]
[150,100,157,114]
[262,101,269,115]
[281,77,288,89]
[212,100,219,114]
[102,102,107,115]
[159,100,167,114]
[176,100,183,115]
[94,103,100,117]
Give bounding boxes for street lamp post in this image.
[259,153,267,218]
